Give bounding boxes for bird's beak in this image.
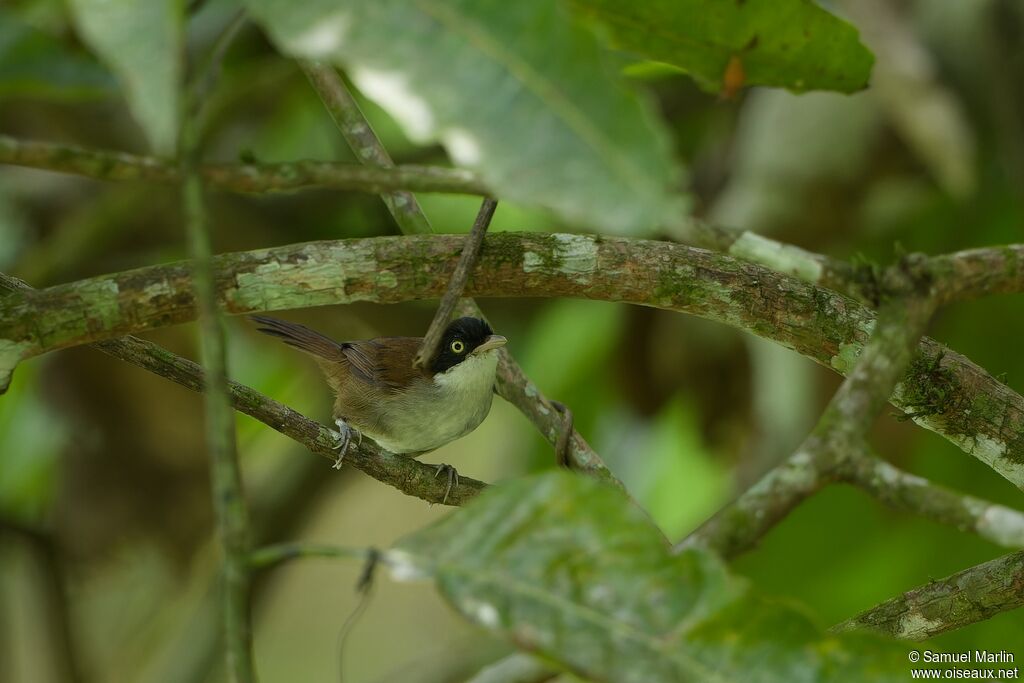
[471,334,508,355]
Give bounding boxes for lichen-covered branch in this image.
[929,245,1024,304]
[839,451,1024,548]
[2,234,1023,490]
[671,217,875,302]
[832,549,1024,640]
[674,219,1024,310]
[0,134,486,196]
[680,270,938,558]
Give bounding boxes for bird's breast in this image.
[359,351,499,455]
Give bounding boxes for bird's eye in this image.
[450,340,465,354]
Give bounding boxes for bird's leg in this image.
[433,463,460,504]
[331,418,360,470]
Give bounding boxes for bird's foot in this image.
[433,463,460,504]
[331,419,361,470]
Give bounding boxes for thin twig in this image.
[415,197,497,369]
[180,106,255,683]
[838,450,1024,548]
[248,542,371,571]
[299,61,432,235]
[0,135,487,195]
[832,549,1024,640]
[190,11,247,115]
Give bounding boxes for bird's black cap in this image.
[431,317,496,373]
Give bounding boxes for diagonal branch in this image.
[415,197,497,369]
[679,260,938,557]
[832,550,1024,640]
[3,235,1024,492]
[838,450,1024,549]
[96,333,489,505]
[299,61,433,235]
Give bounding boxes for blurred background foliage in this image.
[0,0,1023,681]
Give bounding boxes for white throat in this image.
[433,349,500,394]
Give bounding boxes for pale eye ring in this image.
[450,340,465,354]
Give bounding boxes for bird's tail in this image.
[249,315,344,361]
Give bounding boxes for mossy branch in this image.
[3,234,1023,492]
[0,134,486,196]
[832,549,1024,640]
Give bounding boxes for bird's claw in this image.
[433,463,459,504]
[331,419,361,470]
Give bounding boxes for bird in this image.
[250,315,507,501]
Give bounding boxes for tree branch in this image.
[673,219,1024,309]
[299,61,433,235]
[93,332,489,505]
[832,549,1024,640]
[5,133,1022,306]
[0,134,486,196]
[839,451,1024,548]
[671,218,873,303]
[2,235,1022,490]
[680,264,938,557]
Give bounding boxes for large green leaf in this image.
[242,0,684,235]
[390,472,906,683]
[0,9,114,101]
[68,0,182,154]
[573,0,873,94]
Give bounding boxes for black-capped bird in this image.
[250,315,507,499]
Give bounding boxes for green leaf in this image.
[391,472,906,683]
[572,0,874,94]
[68,0,183,154]
[0,9,114,101]
[242,0,684,235]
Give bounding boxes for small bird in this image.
[250,315,507,499]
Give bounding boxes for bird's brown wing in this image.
[342,337,429,391]
[250,316,428,391]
